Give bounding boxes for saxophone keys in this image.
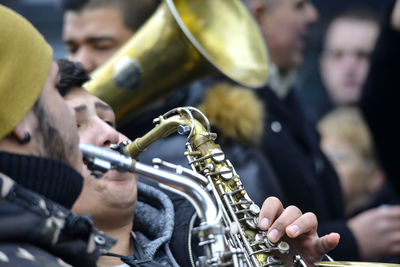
[254,232,270,248]
[184,151,202,157]
[293,254,307,267]
[210,149,225,162]
[220,166,234,180]
[228,221,240,235]
[266,256,285,267]
[205,163,214,171]
[249,203,261,215]
[240,214,259,229]
[277,241,290,254]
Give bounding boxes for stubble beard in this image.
[33,97,75,167]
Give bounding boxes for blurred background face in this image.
[255,0,319,73]
[65,88,137,226]
[321,134,384,215]
[321,135,367,201]
[318,107,385,215]
[320,18,378,105]
[63,8,133,72]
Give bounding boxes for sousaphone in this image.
[84,0,269,124]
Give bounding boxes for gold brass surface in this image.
[316,262,400,267]
[123,107,290,266]
[84,0,268,124]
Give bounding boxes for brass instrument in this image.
[80,107,305,266]
[84,0,269,125]
[123,107,303,267]
[80,107,400,267]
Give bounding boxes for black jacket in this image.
[257,87,359,260]
[360,3,400,197]
[0,152,115,267]
[0,172,114,267]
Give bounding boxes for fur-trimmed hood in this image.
[197,81,265,145]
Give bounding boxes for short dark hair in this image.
[56,59,90,96]
[333,7,379,25]
[322,7,379,49]
[60,0,160,32]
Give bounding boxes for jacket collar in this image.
[267,64,296,99]
[0,152,82,209]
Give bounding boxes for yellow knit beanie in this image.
[0,5,53,140]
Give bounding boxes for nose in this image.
[95,119,120,148]
[342,53,362,71]
[69,48,97,73]
[306,2,319,24]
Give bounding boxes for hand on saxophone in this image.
[258,196,340,266]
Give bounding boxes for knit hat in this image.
[0,5,53,140]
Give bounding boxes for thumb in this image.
[316,233,340,255]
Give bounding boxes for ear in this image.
[11,112,34,144]
[12,122,29,143]
[248,0,268,23]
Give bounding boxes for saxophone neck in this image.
[124,107,213,158]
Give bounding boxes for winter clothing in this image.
[0,5,52,139]
[0,153,115,267]
[360,2,400,197]
[257,85,359,260]
[103,181,200,267]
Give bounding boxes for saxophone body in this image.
[81,107,398,267]
[123,107,294,267]
[80,106,305,266]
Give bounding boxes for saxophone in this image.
[80,106,305,267]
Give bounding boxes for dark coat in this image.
[0,172,114,267]
[360,4,400,197]
[256,87,359,260]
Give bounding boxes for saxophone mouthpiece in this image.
[79,143,134,178]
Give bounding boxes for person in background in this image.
[0,6,113,266]
[62,0,159,73]
[359,0,400,261]
[318,107,386,216]
[317,9,379,121]
[61,0,191,141]
[361,0,400,197]
[244,0,400,262]
[58,59,340,267]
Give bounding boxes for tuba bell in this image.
[84,0,269,125]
